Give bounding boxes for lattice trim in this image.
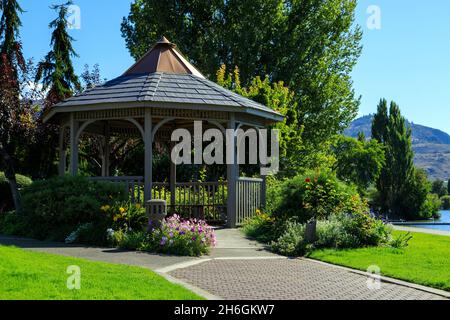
[73,107,229,121]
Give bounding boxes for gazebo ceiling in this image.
[43,37,283,124]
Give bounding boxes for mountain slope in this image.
[345,115,450,180]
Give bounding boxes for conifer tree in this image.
[32,2,81,178]
[36,1,80,106]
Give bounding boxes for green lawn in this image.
[0,245,202,300]
[309,231,450,292]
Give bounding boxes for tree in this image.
[431,179,447,198]
[447,178,450,195]
[0,0,24,82]
[217,65,302,175]
[372,99,428,219]
[35,1,80,105]
[121,0,362,167]
[31,1,81,179]
[0,0,26,211]
[332,135,385,194]
[80,63,104,90]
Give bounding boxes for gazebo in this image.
[43,37,283,227]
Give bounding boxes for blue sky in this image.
[17,0,450,133]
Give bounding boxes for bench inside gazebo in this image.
[43,37,283,228]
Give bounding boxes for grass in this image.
[0,245,202,300]
[309,231,450,292]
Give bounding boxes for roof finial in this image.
[158,36,171,44]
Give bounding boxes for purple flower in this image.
[192,236,197,241]
[160,236,168,246]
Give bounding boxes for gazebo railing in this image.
[90,176,144,204]
[90,176,264,225]
[153,181,227,222]
[90,177,227,223]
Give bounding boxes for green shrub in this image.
[315,212,392,249]
[0,172,32,212]
[420,194,441,219]
[65,222,111,246]
[116,231,149,250]
[441,195,450,210]
[269,170,368,223]
[271,221,307,256]
[389,232,413,249]
[18,175,127,241]
[242,210,278,243]
[0,211,28,236]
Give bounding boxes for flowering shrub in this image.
[269,170,368,223]
[100,201,147,231]
[242,209,277,243]
[147,215,217,256]
[107,215,217,257]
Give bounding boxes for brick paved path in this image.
[169,258,446,300]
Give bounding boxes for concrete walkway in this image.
[1,229,448,300]
[393,225,450,236]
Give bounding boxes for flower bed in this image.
[108,214,217,257]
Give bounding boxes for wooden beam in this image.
[144,109,153,202]
[170,141,177,213]
[227,114,238,228]
[69,114,79,176]
[102,122,110,177]
[58,126,66,176]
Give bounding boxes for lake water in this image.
[406,210,450,231]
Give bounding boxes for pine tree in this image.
[36,1,80,106]
[32,2,80,179]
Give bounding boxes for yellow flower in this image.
[135,204,142,209]
[119,207,126,214]
[256,209,262,216]
[100,205,111,212]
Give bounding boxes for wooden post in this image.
[261,175,267,210]
[144,109,153,202]
[102,122,110,177]
[58,126,66,176]
[227,114,238,228]
[69,114,79,176]
[170,141,177,213]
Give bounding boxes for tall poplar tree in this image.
[372,99,427,219]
